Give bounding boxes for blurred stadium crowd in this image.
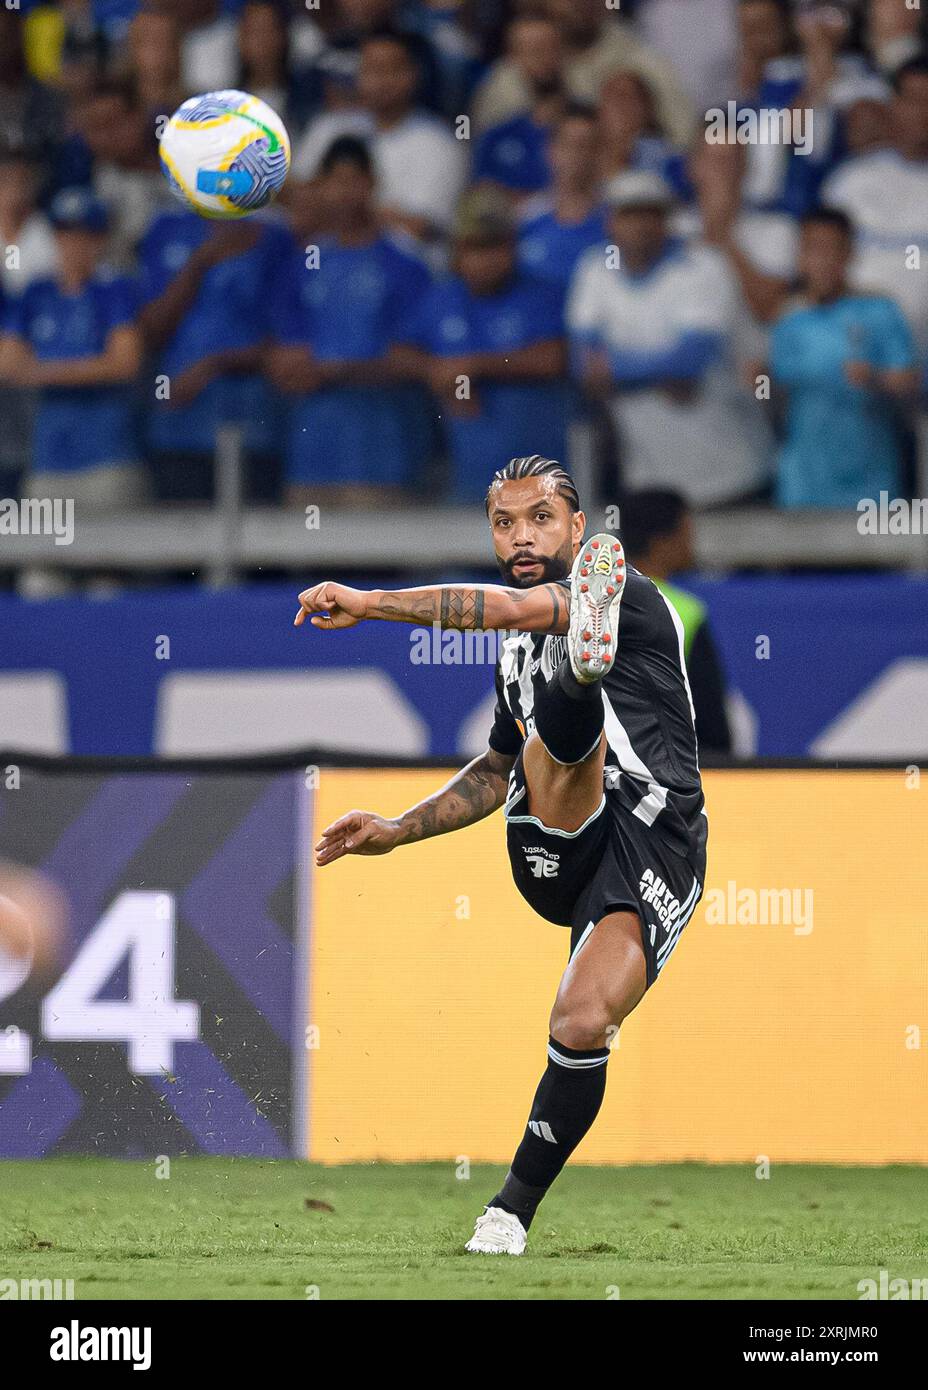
[0,0,927,519]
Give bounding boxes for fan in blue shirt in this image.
[137,209,290,492]
[769,209,919,508]
[0,188,141,478]
[394,187,569,503]
[516,105,609,296]
[475,112,553,195]
[472,11,566,196]
[518,201,608,291]
[266,137,433,504]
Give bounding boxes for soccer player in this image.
[294,454,707,1255]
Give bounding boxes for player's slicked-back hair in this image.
[484,455,581,514]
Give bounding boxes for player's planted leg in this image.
[466,910,647,1253]
[467,538,637,1254]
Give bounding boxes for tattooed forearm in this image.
[369,582,564,633]
[439,588,485,630]
[394,749,513,844]
[374,591,440,623]
[371,587,487,628]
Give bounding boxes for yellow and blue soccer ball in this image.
[159,90,291,219]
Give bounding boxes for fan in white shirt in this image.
[674,137,797,367]
[291,30,466,243]
[0,149,56,296]
[821,57,928,352]
[567,171,770,508]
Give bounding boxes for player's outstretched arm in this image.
[295,581,568,634]
[314,747,515,865]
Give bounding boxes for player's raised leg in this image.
[519,535,626,832]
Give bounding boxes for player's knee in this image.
[524,729,600,775]
[549,994,616,1051]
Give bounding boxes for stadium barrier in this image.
[0,503,926,574]
[3,577,928,758]
[1,753,925,1165]
[1,418,927,578]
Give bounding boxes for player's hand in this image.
[294,581,370,628]
[314,810,402,865]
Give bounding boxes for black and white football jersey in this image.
[488,569,707,861]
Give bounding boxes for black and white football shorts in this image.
[504,748,705,987]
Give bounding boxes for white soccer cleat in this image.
[567,533,627,683]
[465,1206,528,1256]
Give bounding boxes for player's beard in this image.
[497,539,573,588]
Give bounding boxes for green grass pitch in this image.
[1,1159,926,1300]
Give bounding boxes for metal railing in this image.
[1,426,927,580]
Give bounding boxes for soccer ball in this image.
[159,90,291,219]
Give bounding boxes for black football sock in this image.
[489,1037,610,1230]
[532,658,604,765]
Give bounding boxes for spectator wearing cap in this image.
[620,488,733,756]
[0,187,145,510]
[768,208,918,508]
[567,170,769,507]
[392,187,568,503]
[821,57,928,355]
[266,136,432,509]
[472,12,567,198]
[471,0,694,148]
[291,30,466,247]
[517,104,608,298]
[137,209,291,502]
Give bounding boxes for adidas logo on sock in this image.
[528,1120,557,1143]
